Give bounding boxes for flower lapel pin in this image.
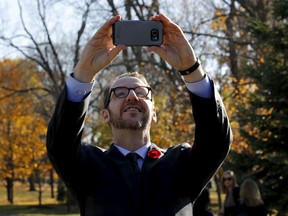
[147,149,163,159]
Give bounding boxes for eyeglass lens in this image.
[105,86,152,109]
[113,87,150,98]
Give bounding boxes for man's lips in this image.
[122,105,143,112]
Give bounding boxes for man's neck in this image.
[112,129,150,152]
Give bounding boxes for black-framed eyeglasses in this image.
[105,86,152,108]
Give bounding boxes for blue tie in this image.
[126,152,140,175]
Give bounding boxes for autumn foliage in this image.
[0,59,51,203]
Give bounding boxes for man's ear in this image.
[101,109,110,123]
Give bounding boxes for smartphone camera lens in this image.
[151,29,159,41]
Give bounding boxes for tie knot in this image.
[126,152,139,163]
[126,152,140,174]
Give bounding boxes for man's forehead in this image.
[111,76,147,88]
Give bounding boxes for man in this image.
[46,13,232,216]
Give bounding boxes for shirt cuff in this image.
[184,74,213,98]
[66,73,95,102]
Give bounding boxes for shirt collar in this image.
[115,143,151,159]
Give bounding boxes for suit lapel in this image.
[105,143,164,202]
[105,145,140,201]
[141,143,164,174]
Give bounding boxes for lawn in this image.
[0,180,229,216]
[0,181,79,216]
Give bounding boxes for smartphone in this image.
[113,20,163,46]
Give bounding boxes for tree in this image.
[216,0,288,214]
[237,1,287,213]
[0,58,51,204]
[1,0,232,208]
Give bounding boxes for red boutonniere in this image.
[147,149,162,159]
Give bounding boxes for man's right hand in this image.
[73,15,126,83]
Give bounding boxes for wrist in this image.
[73,67,96,83]
[178,58,201,76]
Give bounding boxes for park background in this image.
[0,0,287,215]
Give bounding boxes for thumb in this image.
[147,46,166,59]
[107,45,126,62]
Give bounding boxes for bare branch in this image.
[73,1,92,67]
[17,0,51,72]
[0,86,51,101]
[36,0,64,80]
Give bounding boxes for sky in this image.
[1,0,21,58]
[0,0,226,76]
[0,0,77,59]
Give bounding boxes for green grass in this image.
[1,181,277,216]
[0,181,79,216]
[0,204,79,216]
[0,181,222,215]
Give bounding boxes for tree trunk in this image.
[214,175,222,209]
[57,179,66,201]
[28,173,36,191]
[5,177,14,204]
[225,0,239,77]
[35,169,42,206]
[49,169,55,198]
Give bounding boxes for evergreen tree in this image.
[232,0,288,214]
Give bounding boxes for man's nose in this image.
[125,89,139,101]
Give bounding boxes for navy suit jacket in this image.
[46,78,232,216]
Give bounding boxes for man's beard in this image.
[108,109,150,130]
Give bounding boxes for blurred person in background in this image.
[238,178,268,216]
[219,170,240,216]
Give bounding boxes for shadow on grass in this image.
[0,204,80,215]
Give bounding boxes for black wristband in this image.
[178,58,201,76]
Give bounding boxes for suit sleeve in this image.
[187,77,233,200]
[46,86,90,195]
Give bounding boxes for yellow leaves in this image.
[210,9,227,32]
[222,75,275,155]
[0,58,49,180]
[150,92,194,148]
[259,56,265,63]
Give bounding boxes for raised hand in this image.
[74,15,126,82]
[147,13,196,71]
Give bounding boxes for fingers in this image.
[151,13,182,36]
[147,46,161,54]
[94,15,121,37]
[147,46,166,60]
[108,45,126,61]
[105,15,122,30]
[150,13,172,25]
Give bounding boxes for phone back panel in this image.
[113,20,163,46]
